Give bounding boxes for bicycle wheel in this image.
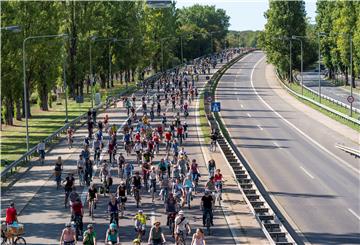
[15,237,26,245]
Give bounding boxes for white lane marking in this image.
[240,104,244,108]
[273,142,282,149]
[300,166,315,179]
[247,113,252,118]
[348,208,360,221]
[257,125,263,131]
[250,56,360,176]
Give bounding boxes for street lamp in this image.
[0,25,22,132]
[292,35,305,96]
[23,33,68,152]
[318,32,326,103]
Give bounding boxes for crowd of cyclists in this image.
[28,50,236,245]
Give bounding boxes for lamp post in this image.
[318,32,326,103]
[23,33,68,152]
[292,35,305,96]
[0,25,21,131]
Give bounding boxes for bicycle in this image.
[1,230,26,245]
[72,214,83,240]
[167,213,176,235]
[176,230,186,245]
[204,211,211,235]
[133,187,141,208]
[109,211,119,227]
[67,135,73,149]
[209,139,217,152]
[89,199,95,220]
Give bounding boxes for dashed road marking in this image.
[300,166,315,179]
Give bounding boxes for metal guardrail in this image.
[277,71,360,126]
[335,143,360,158]
[202,50,295,244]
[293,75,360,115]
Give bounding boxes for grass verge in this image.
[199,92,210,145]
[284,82,360,132]
[1,81,136,166]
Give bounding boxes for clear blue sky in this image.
[175,0,317,31]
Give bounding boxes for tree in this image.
[263,0,307,81]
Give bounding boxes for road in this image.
[1,54,265,244]
[216,51,360,245]
[296,72,360,111]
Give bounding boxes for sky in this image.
[175,0,317,31]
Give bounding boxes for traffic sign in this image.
[207,96,213,102]
[211,102,221,112]
[347,95,355,103]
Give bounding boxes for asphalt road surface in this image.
[216,51,360,245]
[296,72,360,111]
[1,57,244,245]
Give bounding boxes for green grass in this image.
[0,81,136,166]
[285,82,360,132]
[199,92,211,145]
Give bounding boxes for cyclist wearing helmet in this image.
[174,210,191,242]
[134,210,147,232]
[105,223,120,244]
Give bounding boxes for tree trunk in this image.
[39,82,49,111]
[86,77,90,94]
[79,80,84,96]
[100,73,106,88]
[4,96,14,126]
[16,99,22,121]
[48,92,52,109]
[131,69,135,82]
[120,71,123,84]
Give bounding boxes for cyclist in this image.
[70,197,84,236]
[87,119,94,139]
[117,153,125,178]
[190,159,200,183]
[5,202,17,225]
[93,138,101,166]
[208,159,216,178]
[210,129,218,151]
[54,156,63,189]
[173,178,185,206]
[81,145,91,161]
[37,140,46,164]
[134,210,147,237]
[64,173,75,208]
[158,159,168,180]
[201,190,214,226]
[117,181,127,213]
[148,221,166,245]
[171,139,179,162]
[84,159,93,186]
[165,193,178,225]
[191,228,206,245]
[149,166,157,193]
[159,175,170,201]
[214,169,224,200]
[60,223,77,245]
[108,195,119,227]
[174,210,191,243]
[87,183,98,216]
[67,126,74,149]
[105,223,120,245]
[183,174,194,208]
[183,122,188,139]
[123,131,132,155]
[132,171,142,192]
[164,130,172,152]
[83,224,97,245]
[77,154,85,186]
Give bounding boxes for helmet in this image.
[138,210,143,213]
[87,224,94,229]
[110,223,117,229]
[178,210,184,215]
[205,190,211,195]
[65,223,71,228]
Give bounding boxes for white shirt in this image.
[134,143,143,152]
[175,216,189,233]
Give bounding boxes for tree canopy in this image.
[1,1,230,126]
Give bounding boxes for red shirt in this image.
[153,136,160,143]
[157,126,163,134]
[177,127,183,134]
[72,202,83,215]
[6,207,17,224]
[165,132,172,141]
[214,173,223,182]
[135,133,141,141]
